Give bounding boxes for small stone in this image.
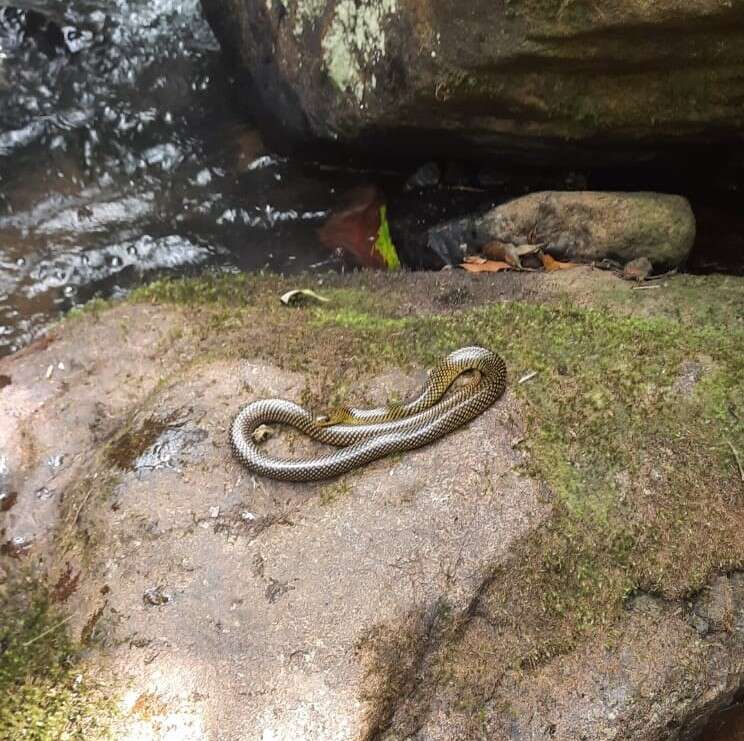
[623,256,654,281]
[209,505,220,518]
[143,586,172,607]
[405,161,441,190]
[35,486,54,500]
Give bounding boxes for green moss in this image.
[0,583,115,739]
[131,271,254,307]
[66,297,112,321]
[319,478,354,506]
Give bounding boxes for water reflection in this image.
[0,0,340,356]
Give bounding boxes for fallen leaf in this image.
[317,186,390,269]
[460,256,511,273]
[280,289,330,306]
[541,253,579,272]
[483,241,544,269]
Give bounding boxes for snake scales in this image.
[230,346,507,482]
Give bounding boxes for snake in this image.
[230,346,507,482]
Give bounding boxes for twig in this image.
[22,614,75,648]
[519,371,538,385]
[645,268,678,282]
[69,486,93,525]
[727,440,744,484]
[631,284,663,291]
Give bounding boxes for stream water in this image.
[0,0,363,357]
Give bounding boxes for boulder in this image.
[2,271,744,739]
[478,191,696,267]
[200,0,744,163]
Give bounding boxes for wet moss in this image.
[131,271,255,307]
[65,296,111,321]
[0,580,115,739]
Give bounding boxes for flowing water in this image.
[0,0,358,357]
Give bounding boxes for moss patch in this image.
[0,580,115,739]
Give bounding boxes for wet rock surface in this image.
[201,0,744,164]
[1,270,743,739]
[0,285,545,738]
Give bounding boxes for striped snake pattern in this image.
[230,346,507,482]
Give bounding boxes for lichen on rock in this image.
[321,0,397,102]
[290,0,327,36]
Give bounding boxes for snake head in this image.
[315,405,354,427]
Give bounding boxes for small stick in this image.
[727,440,744,484]
[70,487,93,525]
[645,268,678,282]
[519,371,538,385]
[22,614,75,648]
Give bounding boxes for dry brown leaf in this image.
[483,241,543,269]
[541,253,579,272]
[461,256,511,273]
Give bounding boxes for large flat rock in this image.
[2,270,744,740]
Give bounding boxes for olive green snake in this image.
[230,346,507,482]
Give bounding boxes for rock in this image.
[405,162,441,191]
[2,271,744,740]
[200,0,744,163]
[426,215,478,267]
[623,256,654,282]
[475,191,696,267]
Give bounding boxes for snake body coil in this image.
[230,346,506,482]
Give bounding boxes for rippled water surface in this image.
[0,0,350,356]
